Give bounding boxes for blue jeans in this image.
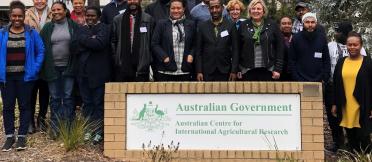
[48,67,75,132]
[1,76,34,136]
[78,77,104,135]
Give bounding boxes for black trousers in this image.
[114,71,149,82]
[324,83,345,150]
[78,77,104,135]
[280,71,292,81]
[204,70,229,81]
[344,127,371,152]
[242,68,273,81]
[156,72,191,81]
[1,76,34,136]
[30,79,49,128]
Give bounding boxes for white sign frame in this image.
[126,94,301,151]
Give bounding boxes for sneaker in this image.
[93,134,102,145]
[15,137,27,151]
[84,133,92,141]
[2,137,15,152]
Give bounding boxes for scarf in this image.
[120,9,142,78]
[252,20,263,45]
[171,15,185,43]
[34,7,48,29]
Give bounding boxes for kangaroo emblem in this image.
[138,104,147,120]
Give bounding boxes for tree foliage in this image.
[265,0,297,22]
[263,0,371,52]
[311,0,372,52]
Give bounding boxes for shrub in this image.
[57,115,92,151]
[142,132,180,162]
[337,148,372,162]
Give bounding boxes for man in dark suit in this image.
[195,0,238,81]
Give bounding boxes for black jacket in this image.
[333,56,372,133]
[78,23,112,88]
[151,18,196,72]
[195,18,239,74]
[111,11,154,75]
[238,18,284,73]
[288,29,330,82]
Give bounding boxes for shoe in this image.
[1,137,15,152]
[84,132,92,141]
[15,137,27,151]
[93,134,102,145]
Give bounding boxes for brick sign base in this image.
[104,82,324,161]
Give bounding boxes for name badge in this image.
[220,30,229,37]
[119,9,126,14]
[314,52,322,58]
[140,27,147,33]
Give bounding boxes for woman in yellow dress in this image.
[332,31,372,152]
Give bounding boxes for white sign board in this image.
[127,94,301,150]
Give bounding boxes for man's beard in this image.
[303,29,317,41]
[297,15,302,21]
[129,4,141,13]
[212,14,221,21]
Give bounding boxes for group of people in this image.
[0,0,371,154]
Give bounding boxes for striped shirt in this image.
[6,31,26,76]
[254,45,264,68]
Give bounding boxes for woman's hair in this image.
[51,1,71,18]
[9,1,26,15]
[247,0,268,18]
[170,0,186,8]
[347,31,363,45]
[86,6,101,17]
[226,0,245,12]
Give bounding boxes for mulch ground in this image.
[0,131,116,162]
